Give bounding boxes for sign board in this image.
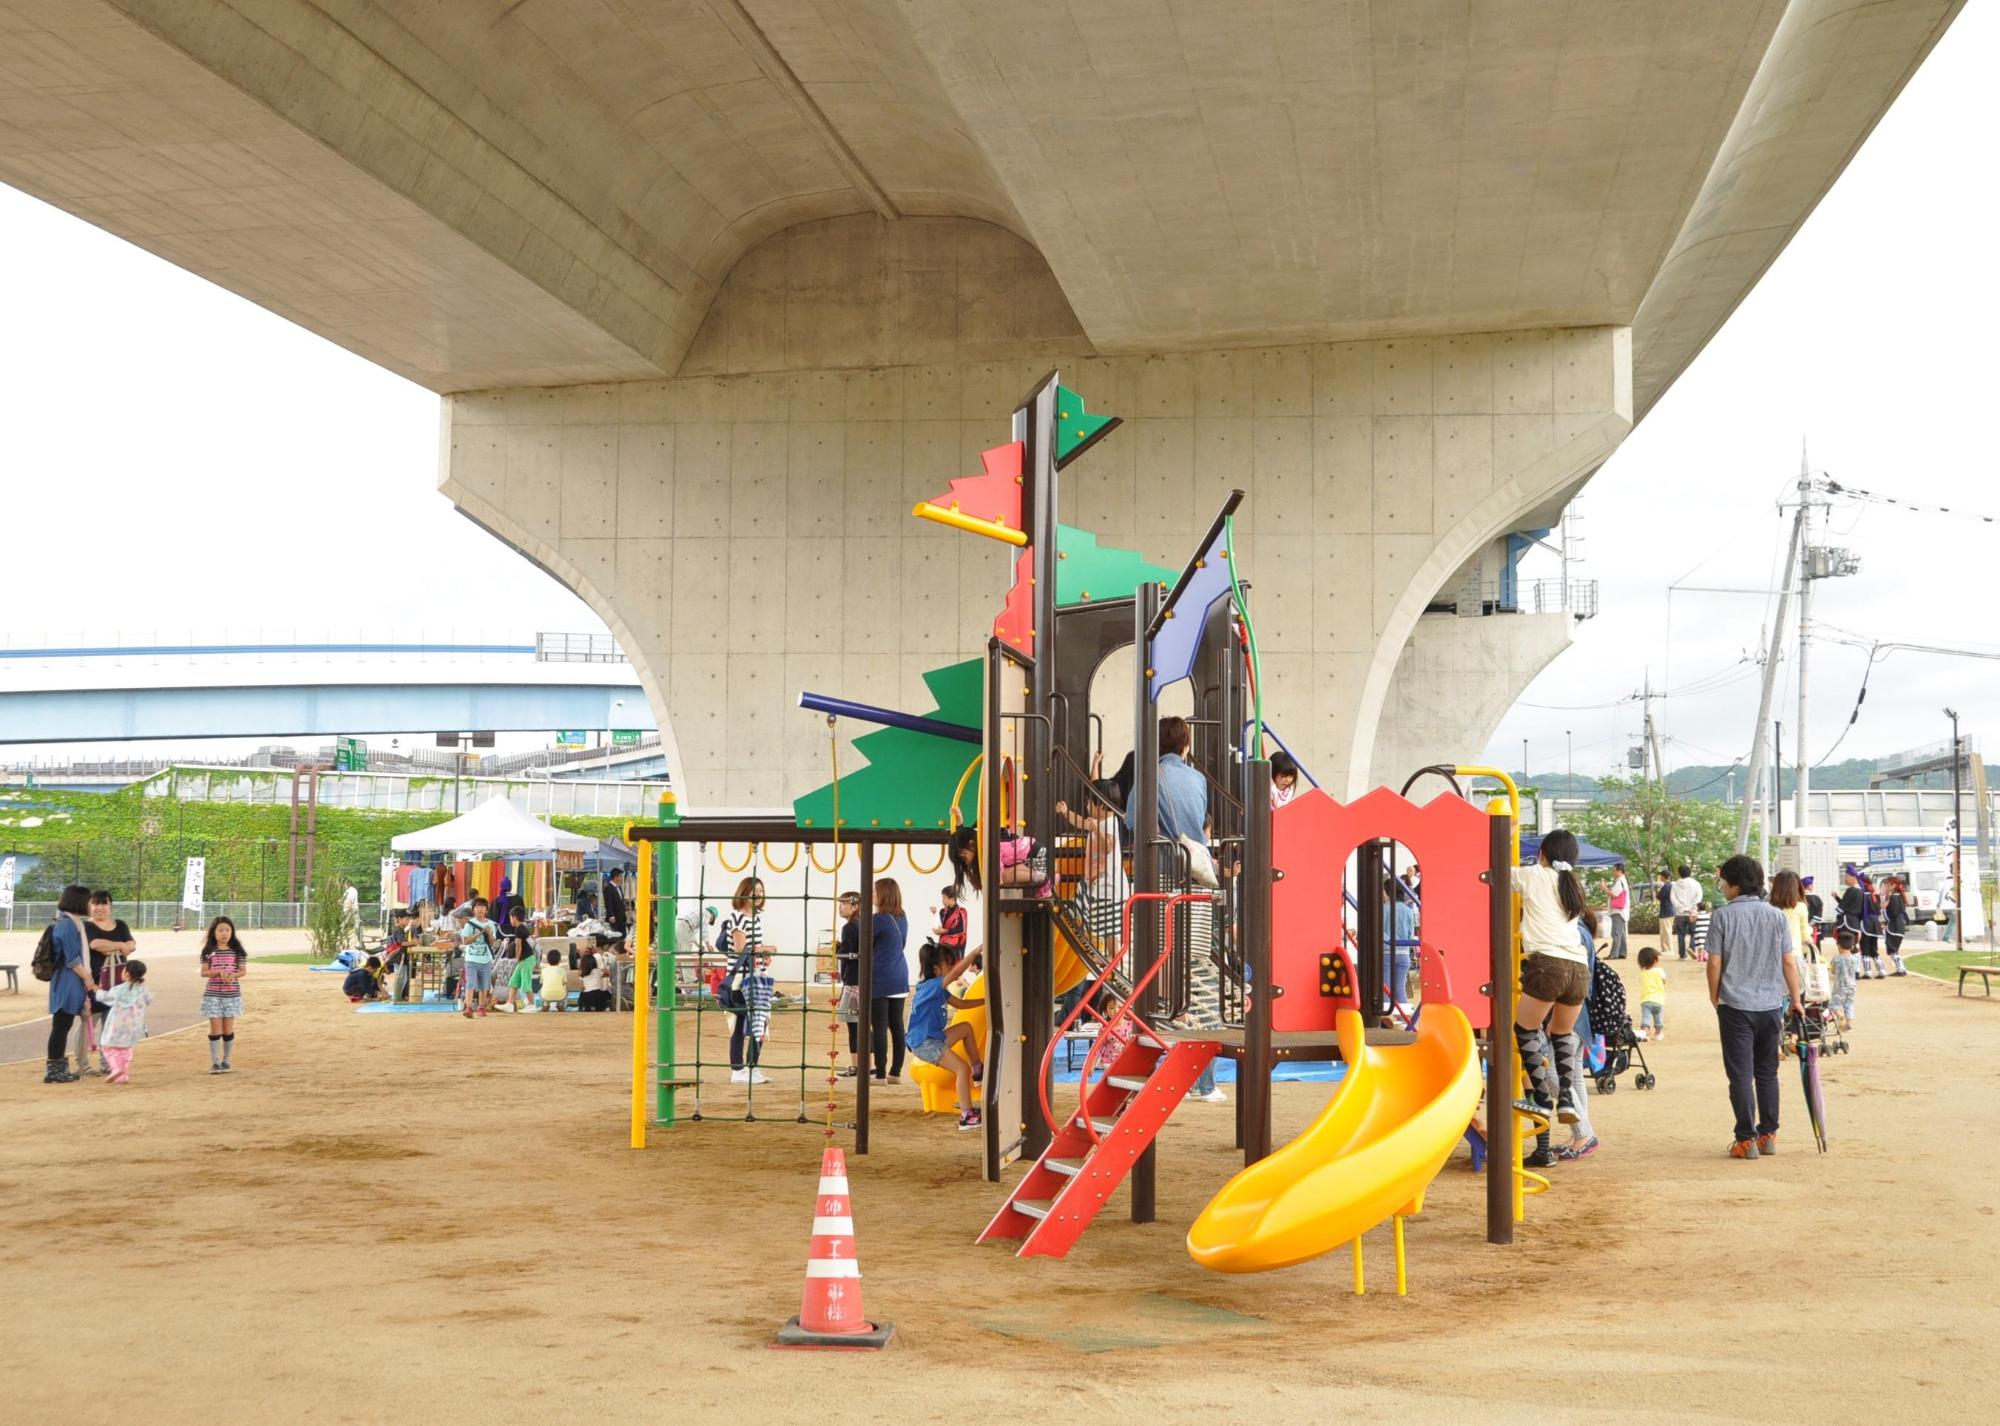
[471,731,496,748]
[335,736,368,771]
[1865,843,1905,867]
[181,857,206,912]
[0,855,14,911]
[611,729,642,748]
[556,731,589,747]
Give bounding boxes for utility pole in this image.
[1566,729,1573,795]
[1648,672,1664,788]
[1736,494,1806,855]
[1522,737,1529,781]
[1772,720,1783,841]
[1948,706,1964,952]
[1791,445,1858,831]
[1794,445,1815,831]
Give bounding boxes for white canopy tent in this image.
[390,795,596,858]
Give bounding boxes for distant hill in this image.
[1511,754,1999,803]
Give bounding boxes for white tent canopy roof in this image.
[389,795,596,857]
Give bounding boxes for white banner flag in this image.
[0,855,14,911]
[380,856,400,909]
[181,857,206,912]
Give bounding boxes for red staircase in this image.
[979,892,1220,1259]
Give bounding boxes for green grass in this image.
[255,952,329,965]
[1906,947,2000,983]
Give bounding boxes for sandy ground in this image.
[4,953,1998,1426]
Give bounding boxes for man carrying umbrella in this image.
[1707,854,1805,1160]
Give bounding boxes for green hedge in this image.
[0,785,626,901]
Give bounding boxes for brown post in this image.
[1130,582,1162,1224]
[1486,810,1516,1245]
[855,841,875,1155]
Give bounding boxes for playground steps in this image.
[977,1033,1219,1259]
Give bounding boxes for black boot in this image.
[44,1058,78,1084]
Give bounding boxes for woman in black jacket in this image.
[1883,877,1911,976]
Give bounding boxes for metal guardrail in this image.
[536,632,626,663]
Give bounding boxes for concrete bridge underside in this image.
[0,0,1964,801]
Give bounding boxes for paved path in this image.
[0,948,207,1065]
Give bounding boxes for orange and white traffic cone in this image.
[774,1146,894,1349]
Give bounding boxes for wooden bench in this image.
[1957,964,2000,997]
[0,963,18,994]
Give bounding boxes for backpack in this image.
[31,922,63,982]
[717,950,754,1011]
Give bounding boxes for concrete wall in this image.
[1369,611,1576,791]
[443,217,1631,807]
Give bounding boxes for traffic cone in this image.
[773,1147,894,1350]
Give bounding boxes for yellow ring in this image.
[874,844,896,872]
[949,753,983,831]
[808,841,847,875]
[760,840,799,874]
[905,843,947,875]
[717,842,755,874]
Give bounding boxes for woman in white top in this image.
[1512,829,1598,1127]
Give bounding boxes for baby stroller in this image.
[1785,1000,1848,1058]
[1592,1017,1656,1093]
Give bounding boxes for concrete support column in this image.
[442,219,1632,807]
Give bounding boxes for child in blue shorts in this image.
[907,943,985,1130]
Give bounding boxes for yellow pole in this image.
[1394,1216,1407,1296]
[911,501,1029,546]
[629,821,652,1150]
[1351,1236,1365,1296]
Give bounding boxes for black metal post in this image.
[1130,582,1162,1225]
[1018,376,1062,1161]
[855,841,874,1154]
[1355,839,1386,1022]
[1487,810,1516,1245]
[1241,758,1274,1165]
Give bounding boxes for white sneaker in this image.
[749,1070,771,1085]
[1188,1088,1228,1104]
[730,1068,750,1083]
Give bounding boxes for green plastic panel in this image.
[1056,525,1172,606]
[1054,385,1115,466]
[793,657,984,831]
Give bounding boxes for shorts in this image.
[462,959,495,993]
[1640,1001,1665,1030]
[199,994,243,1019]
[1520,952,1589,1007]
[908,1037,948,1066]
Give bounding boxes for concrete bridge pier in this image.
[443,216,1631,807]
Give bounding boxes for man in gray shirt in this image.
[1706,855,1804,1159]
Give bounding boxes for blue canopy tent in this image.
[1518,833,1625,869]
[588,836,637,872]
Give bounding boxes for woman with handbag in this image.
[717,876,777,1084]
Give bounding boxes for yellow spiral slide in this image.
[1186,1003,1481,1273]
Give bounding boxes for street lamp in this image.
[606,698,627,773]
[1946,706,1964,951]
[1566,729,1573,795]
[1522,737,1529,781]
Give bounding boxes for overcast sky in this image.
[1494,1,2000,783]
[2,6,1995,778]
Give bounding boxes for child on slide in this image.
[907,943,986,1131]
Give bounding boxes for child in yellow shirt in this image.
[1637,946,1666,1041]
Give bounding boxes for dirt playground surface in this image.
[5,956,1999,1425]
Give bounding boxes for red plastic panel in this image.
[1269,787,1494,1032]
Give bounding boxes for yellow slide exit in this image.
[1186,1004,1481,1273]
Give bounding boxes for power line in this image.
[1824,478,2000,525]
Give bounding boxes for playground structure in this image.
[625,369,1542,1286]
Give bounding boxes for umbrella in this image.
[1797,1041,1829,1153]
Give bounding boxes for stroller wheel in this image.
[1637,1073,1655,1089]
[1596,1075,1616,1094]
